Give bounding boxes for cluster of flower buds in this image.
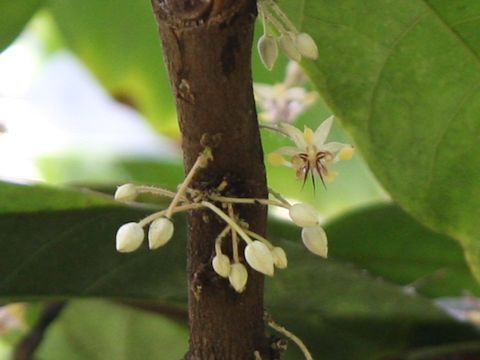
[209,210,289,293]
[114,149,212,254]
[257,0,318,70]
[113,147,334,294]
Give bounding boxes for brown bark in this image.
[151,1,271,359]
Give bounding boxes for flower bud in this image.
[148,217,174,250]
[278,32,301,62]
[114,184,137,202]
[229,263,248,293]
[116,222,144,253]
[289,203,320,227]
[295,32,319,60]
[212,254,231,278]
[271,247,288,269]
[258,34,278,70]
[301,226,328,258]
[245,241,274,276]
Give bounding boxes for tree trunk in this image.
[151,1,271,359]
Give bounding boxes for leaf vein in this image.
[425,83,480,194]
[366,11,428,141]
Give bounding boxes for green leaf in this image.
[47,0,177,133]
[37,156,183,188]
[37,300,188,360]
[0,207,187,302]
[0,181,115,213]
[0,0,44,51]
[268,240,478,360]
[280,0,480,280]
[271,204,479,298]
[2,182,479,358]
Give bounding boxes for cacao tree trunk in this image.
[151,1,271,359]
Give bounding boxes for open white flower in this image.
[254,60,316,124]
[268,116,354,186]
[254,83,316,124]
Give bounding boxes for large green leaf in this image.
[46,0,177,133]
[273,205,479,298]
[0,181,115,213]
[268,240,478,360]
[279,0,480,280]
[0,207,186,302]
[2,182,480,358]
[37,300,188,360]
[0,0,44,51]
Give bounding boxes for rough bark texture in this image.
[151,1,270,359]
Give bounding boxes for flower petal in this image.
[275,146,303,156]
[284,60,308,87]
[284,86,308,101]
[313,115,334,146]
[253,84,276,99]
[280,123,307,149]
[321,141,351,155]
[338,146,355,161]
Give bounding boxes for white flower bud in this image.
[271,247,288,269]
[116,222,144,253]
[284,60,308,87]
[302,226,328,258]
[289,203,320,227]
[212,254,231,278]
[245,241,274,277]
[148,217,174,250]
[114,184,138,202]
[258,34,278,71]
[295,32,319,60]
[229,263,248,293]
[278,32,301,62]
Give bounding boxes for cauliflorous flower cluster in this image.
[257,0,318,70]
[114,149,331,293]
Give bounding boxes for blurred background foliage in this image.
[1,0,479,359]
